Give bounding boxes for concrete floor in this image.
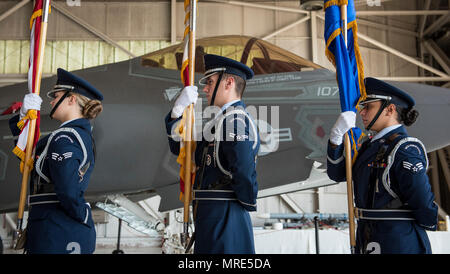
[3,245,162,254]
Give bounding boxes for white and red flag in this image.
[13,0,50,171]
[176,0,197,201]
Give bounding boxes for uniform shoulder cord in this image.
[367,133,401,202]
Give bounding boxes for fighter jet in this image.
[1,35,449,215]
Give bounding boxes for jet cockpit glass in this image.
[141,35,322,75]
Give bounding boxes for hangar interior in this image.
[0,0,449,254]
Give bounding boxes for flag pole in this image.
[182,0,197,248]
[16,0,50,233]
[344,133,356,254]
[341,3,357,254]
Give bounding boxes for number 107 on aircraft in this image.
[317,86,339,97]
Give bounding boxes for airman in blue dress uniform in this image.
[327,77,438,254]
[165,54,260,254]
[10,68,103,254]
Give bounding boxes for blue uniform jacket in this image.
[327,125,437,254]
[10,116,96,254]
[165,100,260,254]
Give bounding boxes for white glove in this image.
[171,86,198,119]
[329,111,356,145]
[20,93,42,120]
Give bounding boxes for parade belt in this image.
[355,208,415,221]
[193,190,237,201]
[28,193,59,206]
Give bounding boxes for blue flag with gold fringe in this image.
[324,0,366,161]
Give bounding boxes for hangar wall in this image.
[0,39,171,75]
[0,1,420,80]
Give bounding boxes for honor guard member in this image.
[327,77,438,254]
[9,68,103,254]
[165,54,260,254]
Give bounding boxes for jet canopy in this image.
[141,35,322,75]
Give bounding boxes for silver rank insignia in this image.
[51,152,73,161]
[403,161,424,173]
